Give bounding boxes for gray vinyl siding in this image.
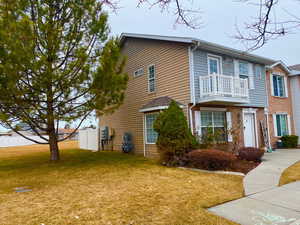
[290,76,300,144]
[192,49,267,107]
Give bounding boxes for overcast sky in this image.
[1,1,299,132]
[108,0,300,65]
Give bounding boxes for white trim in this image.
[273,114,278,137]
[144,113,159,145]
[284,76,289,97]
[197,96,250,104]
[133,68,144,78]
[243,109,258,148]
[267,61,291,74]
[195,111,201,136]
[139,105,184,113]
[287,114,291,135]
[188,46,196,103]
[147,64,156,93]
[226,112,233,142]
[273,112,289,137]
[270,73,274,96]
[234,59,240,77]
[207,54,223,74]
[143,115,146,156]
[272,73,288,98]
[200,107,227,112]
[248,63,255,89]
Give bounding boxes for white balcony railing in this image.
[199,74,249,103]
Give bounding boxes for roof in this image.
[267,61,291,74]
[139,96,184,113]
[289,64,300,76]
[120,33,276,65]
[290,64,300,70]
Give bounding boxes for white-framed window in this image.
[272,74,286,97]
[145,113,158,144]
[134,68,144,78]
[255,65,262,79]
[148,65,156,93]
[239,61,249,75]
[200,111,226,142]
[274,114,289,137]
[208,55,222,74]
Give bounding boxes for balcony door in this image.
[208,55,222,75]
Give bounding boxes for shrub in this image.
[238,147,264,162]
[281,135,299,148]
[187,149,236,171]
[154,101,198,165]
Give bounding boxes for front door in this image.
[244,113,256,147]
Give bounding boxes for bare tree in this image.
[235,0,300,50]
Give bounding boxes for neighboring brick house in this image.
[265,62,295,147]
[289,65,300,144]
[99,33,296,157]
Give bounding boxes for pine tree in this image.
[0,0,128,161]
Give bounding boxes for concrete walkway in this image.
[208,149,300,225]
[244,149,300,196]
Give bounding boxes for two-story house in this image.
[289,65,300,144]
[265,62,295,147]
[99,33,295,157]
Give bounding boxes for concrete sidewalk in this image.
[208,149,300,225]
[244,149,300,196]
[209,182,300,225]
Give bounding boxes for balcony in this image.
[199,74,249,104]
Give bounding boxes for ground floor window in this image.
[200,111,226,142]
[145,113,158,144]
[275,114,289,137]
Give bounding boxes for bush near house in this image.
[187,149,237,171]
[154,101,198,165]
[238,147,264,162]
[281,135,299,148]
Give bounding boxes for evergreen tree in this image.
[154,101,198,164]
[0,0,128,161]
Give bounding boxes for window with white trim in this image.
[208,55,221,74]
[255,65,262,79]
[239,61,249,75]
[148,65,156,93]
[275,114,289,136]
[134,68,144,78]
[272,74,286,97]
[200,111,226,142]
[145,113,158,144]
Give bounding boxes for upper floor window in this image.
[134,68,144,78]
[145,113,158,144]
[255,65,262,79]
[239,61,249,75]
[272,74,286,97]
[208,55,222,74]
[148,65,156,93]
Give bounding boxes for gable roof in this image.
[139,96,183,113]
[267,61,291,74]
[120,33,276,65]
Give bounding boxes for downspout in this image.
[264,66,272,151]
[188,42,199,134]
[143,114,146,157]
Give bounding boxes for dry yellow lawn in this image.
[279,161,300,186]
[0,142,243,225]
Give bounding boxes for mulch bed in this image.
[229,159,261,174]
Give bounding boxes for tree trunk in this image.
[49,124,60,161]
